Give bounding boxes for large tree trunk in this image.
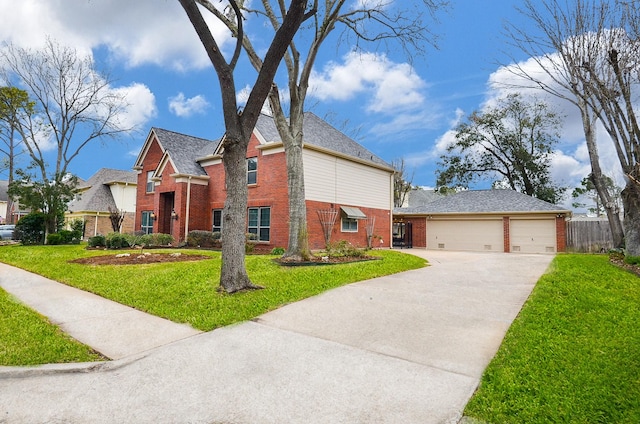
[219,137,260,293]
[282,135,310,260]
[622,180,640,256]
[579,101,625,248]
[269,88,311,261]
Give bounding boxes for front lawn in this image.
[0,245,426,333]
[464,254,640,423]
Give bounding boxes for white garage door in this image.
[427,219,504,252]
[510,219,556,253]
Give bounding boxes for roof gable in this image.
[68,168,137,213]
[254,112,391,168]
[134,128,219,177]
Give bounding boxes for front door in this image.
[159,192,175,235]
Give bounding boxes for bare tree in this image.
[1,39,133,234]
[392,158,414,207]
[503,0,627,248]
[108,206,125,233]
[0,86,32,224]
[178,0,314,292]
[197,0,446,261]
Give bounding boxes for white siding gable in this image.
[303,149,392,210]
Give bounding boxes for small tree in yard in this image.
[178,0,314,292]
[0,86,33,224]
[108,207,125,233]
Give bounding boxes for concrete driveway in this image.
[0,250,553,424]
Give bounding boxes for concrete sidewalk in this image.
[0,263,201,360]
[0,250,553,423]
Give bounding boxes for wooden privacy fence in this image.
[566,219,614,253]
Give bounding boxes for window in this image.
[146,171,154,193]
[212,209,223,233]
[247,157,257,185]
[248,207,270,241]
[141,211,154,234]
[341,218,358,232]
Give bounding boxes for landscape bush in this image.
[14,212,46,245]
[105,232,129,249]
[270,247,285,255]
[324,240,366,258]
[46,233,63,245]
[186,230,220,248]
[88,235,106,248]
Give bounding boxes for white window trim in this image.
[341,217,359,233]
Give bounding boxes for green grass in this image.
[464,254,640,423]
[0,244,426,335]
[0,288,104,366]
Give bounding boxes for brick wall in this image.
[306,200,391,250]
[503,216,510,253]
[556,216,567,252]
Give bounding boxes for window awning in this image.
[340,206,366,219]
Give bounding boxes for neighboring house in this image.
[394,189,570,253]
[66,168,137,238]
[0,180,29,224]
[133,113,394,250]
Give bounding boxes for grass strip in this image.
[464,254,640,423]
[0,288,104,366]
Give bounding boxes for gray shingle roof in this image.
[395,189,569,215]
[68,168,137,213]
[406,188,441,207]
[152,128,219,176]
[255,112,391,168]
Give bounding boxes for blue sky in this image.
[0,1,624,209]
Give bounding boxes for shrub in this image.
[88,235,106,248]
[46,233,63,245]
[148,233,173,246]
[105,232,129,249]
[325,240,366,258]
[14,212,46,245]
[58,230,74,244]
[624,255,640,266]
[68,219,84,242]
[187,230,218,248]
[271,247,285,255]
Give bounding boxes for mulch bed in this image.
[609,253,640,278]
[274,256,379,266]
[70,252,211,266]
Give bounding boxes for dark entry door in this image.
[159,192,175,235]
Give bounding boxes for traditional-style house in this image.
[394,188,570,253]
[133,113,394,250]
[66,168,137,238]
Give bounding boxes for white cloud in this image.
[168,92,209,118]
[113,83,157,130]
[0,0,232,71]
[309,51,427,114]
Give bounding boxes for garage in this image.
[510,218,557,254]
[427,218,503,252]
[394,189,570,254]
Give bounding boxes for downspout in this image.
[94,213,99,236]
[184,176,192,241]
